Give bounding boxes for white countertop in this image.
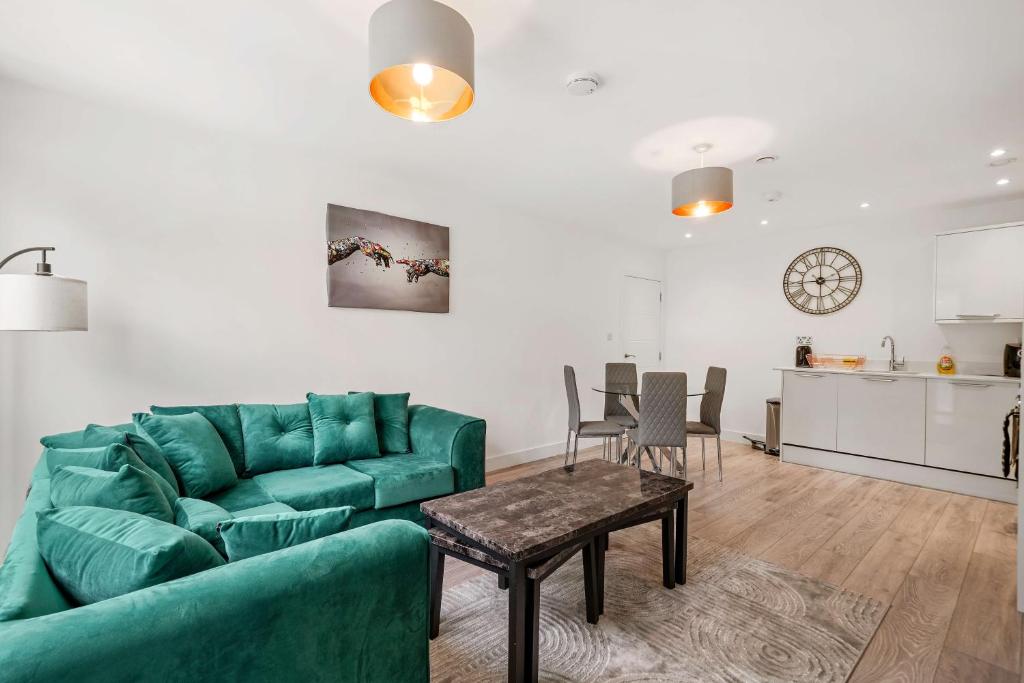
[775,366,1021,384]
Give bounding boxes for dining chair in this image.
[603,362,638,460]
[686,366,727,481]
[563,365,625,467]
[625,372,688,477]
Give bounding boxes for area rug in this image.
[430,531,887,682]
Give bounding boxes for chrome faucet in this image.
[881,336,905,371]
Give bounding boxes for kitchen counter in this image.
[775,366,1020,385]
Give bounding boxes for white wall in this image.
[0,79,663,545]
[665,199,1024,440]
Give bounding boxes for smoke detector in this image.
[566,72,600,96]
[762,191,783,203]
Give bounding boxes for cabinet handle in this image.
[955,313,1001,319]
[862,377,898,382]
[793,373,824,378]
[950,381,992,388]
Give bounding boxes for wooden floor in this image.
[443,439,1022,682]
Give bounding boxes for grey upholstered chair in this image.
[564,365,625,467]
[686,366,727,481]
[625,372,688,477]
[603,362,638,460]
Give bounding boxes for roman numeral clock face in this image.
[783,247,862,314]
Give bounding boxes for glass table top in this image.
[593,383,705,397]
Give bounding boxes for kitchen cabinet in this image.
[836,374,926,464]
[781,371,837,450]
[925,378,1019,477]
[934,222,1024,323]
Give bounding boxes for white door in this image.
[620,276,662,379]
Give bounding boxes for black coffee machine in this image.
[796,336,813,368]
[1006,343,1021,378]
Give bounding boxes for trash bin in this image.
[765,397,781,456]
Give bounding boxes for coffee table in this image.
[421,459,693,683]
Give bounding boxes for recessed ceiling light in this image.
[996,178,1010,186]
[990,157,1017,167]
[684,233,692,239]
[991,148,1007,158]
[859,202,870,208]
[760,219,769,226]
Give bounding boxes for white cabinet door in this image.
[926,379,1019,477]
[935,224,1024,322]
[837,375,926,463]
[781,372,837,450]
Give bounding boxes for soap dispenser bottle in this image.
[936,346,956,375]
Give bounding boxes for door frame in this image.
[619,274,664,371]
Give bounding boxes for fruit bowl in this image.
[806,354,866,370]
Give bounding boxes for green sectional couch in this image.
[0,400,486,682]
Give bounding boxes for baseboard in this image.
[722,429,762,445]
[485,441,574,472]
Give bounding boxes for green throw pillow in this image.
[39,423,136,449]
[83,425,180,495]
[45,442,178,507]
[37,506,224,605]
[50,465,174,523]
[348,392,411,454]
[133,413,238,499]
[237,403,315,475]
[151,404,245,476]
[307,392,380,465]
[174,498,232,557]
[218,506,355,562]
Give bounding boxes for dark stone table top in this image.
[421,460,693,563]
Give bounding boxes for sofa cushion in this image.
[45,442,178,507]
[39,423,136,449]
[174,498,232,556]
[36,506,224,605]
[307,392,379,465]
[344,454,455,509]
[51,465,174,523]
[253,465,375,511]
[231,502,295,516]
[77,425,180,496]
[219,506,355,562]
[151,404,245,476]
[350,392,411,455]
[0,480,72,622]
[205,478,275,512]
[238,403,314,476]
[134,412,238,499]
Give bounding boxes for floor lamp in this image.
[0,247,88,331]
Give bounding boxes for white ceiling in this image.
[1,0,1022,247]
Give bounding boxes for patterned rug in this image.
[430,531,887,682]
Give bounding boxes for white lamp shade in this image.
[0,274,88,331]
[671,166,734,217]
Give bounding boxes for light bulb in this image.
[412,63,434,86]
[760,219,769,226]
[991,148,1007,158]
[693,201,711,217]
[411,109,430,123]
[997,178,1010,186]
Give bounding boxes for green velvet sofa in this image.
[0,403,486,683]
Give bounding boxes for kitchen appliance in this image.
[795,336,813,368]
[1005,342,1021,378]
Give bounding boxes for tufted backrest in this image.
[699,367,727,435]
[564,365,581,432]
[237,403,314,476]
[636,372,687,448]
[603,363,637,420]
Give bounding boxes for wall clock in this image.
[783,246,862,314]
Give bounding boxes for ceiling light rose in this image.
[671,144,734,217]
[368,0,474,122]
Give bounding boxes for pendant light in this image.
[0,247,87,331]
[368,0,475,122]
[671,144,734,217]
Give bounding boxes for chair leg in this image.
[564,431,572,467]
[701,438,706,471]
[682,447,688,480]
[616,435,623,465]
[572,433,579,466]
[716,435,723,482]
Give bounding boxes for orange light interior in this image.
[369,63,474,122]
[672,200,733,217]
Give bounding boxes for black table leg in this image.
[661,511,675,589]
[498,574,509,590]
[675,494,688,585]
[429,544,445,639]
[524,578,540,682]
[596,534,606,615]
[582,541,600,624]
[508,563,528,683]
